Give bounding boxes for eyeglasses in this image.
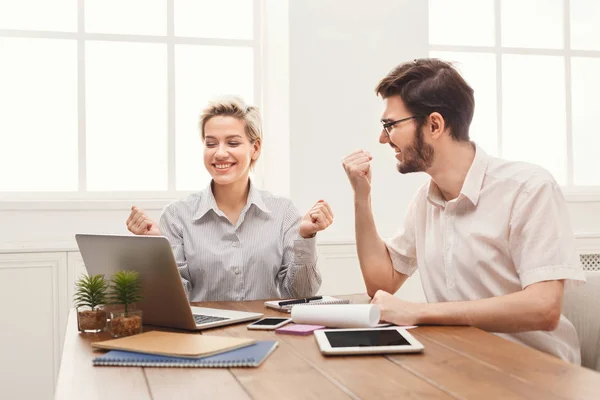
[381,115,424,136]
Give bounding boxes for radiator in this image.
[580,254,600,272]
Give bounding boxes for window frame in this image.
[0,0,264,208]
[429,0,600,201]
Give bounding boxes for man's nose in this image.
[379,129,389,144]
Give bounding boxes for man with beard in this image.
[342,58,585,363]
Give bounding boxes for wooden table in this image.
[55,295,600,400]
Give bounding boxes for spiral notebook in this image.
[264,295,350,313]
[93,340,278,368]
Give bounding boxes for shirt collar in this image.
[193,182,219,220]
[427,143,489,208]
[460,143,488,206]
[193,179,270,220]
[246,179,271,214]
[427,180,446,208]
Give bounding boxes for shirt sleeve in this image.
[159,204,193,299]
[276,200,322,298]
[509,179,585,289]
[384,196,418,277]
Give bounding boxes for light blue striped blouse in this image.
[159,181,321,302]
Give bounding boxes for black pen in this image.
[278,296,323,307]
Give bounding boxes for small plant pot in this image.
[77,307,107,333]
[109,309,143,338]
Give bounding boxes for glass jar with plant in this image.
[108,270,144,338]
[74,273,109,333]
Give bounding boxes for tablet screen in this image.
[324,329,411,348]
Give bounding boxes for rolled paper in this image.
[291,304,380,328]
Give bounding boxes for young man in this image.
[342,58,585,363]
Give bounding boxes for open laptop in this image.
[75,233,263,330]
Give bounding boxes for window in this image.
[429,0,600,190]
[0,0,260,198]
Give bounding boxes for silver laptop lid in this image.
[75,234,198,330]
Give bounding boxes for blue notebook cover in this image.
[93,340,278,368]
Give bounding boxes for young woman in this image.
[126,96,333,302]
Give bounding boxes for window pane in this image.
[571,57,600,185]
[85,0,167,36]
[501,0,563,49]
[571,0,600,50]
[86,41,167,191]
[429,0,494,46]
[430,51,498,156]
[0,0,76,31]
[0,38,78,191]
[175,0,253,40]
[502,55,566,184]
[175,45,253,191]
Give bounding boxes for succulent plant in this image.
[73,273,109,310]
[108,270,143,316]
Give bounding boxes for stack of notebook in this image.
[91,331,278,368]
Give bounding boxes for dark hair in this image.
[375,58,474,142]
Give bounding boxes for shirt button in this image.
[298,251,304,257]
[234,267,241,274]
[232,242,240,247]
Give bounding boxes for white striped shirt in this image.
[159,181,321,302]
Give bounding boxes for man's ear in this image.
[428,112,445,140]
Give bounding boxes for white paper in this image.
[291,304,381,328]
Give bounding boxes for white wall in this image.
[288,0,430,243]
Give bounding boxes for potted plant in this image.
[108,270,144,338]
[74,273,109,333]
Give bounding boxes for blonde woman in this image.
[126,96,333,302]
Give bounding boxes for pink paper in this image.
[275,324,325,336]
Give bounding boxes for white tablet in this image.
[314,327,424,355]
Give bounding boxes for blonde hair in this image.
[199,96,263,145]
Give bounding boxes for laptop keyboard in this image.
[193,314,230,325]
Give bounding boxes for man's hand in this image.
[126,206,161,236]
[299,200,334,239]
[342,150,373,199]
[370,290,424,326]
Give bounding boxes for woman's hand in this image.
[126,206,161,236]
[299,200,334,238]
